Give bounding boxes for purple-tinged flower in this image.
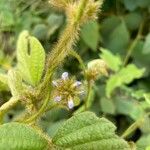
[68,99,74,109]
[61,72,69,80]
[73,81,82,87]
[52,81,58,87]
[54,96,62,102]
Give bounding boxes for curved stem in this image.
[69,50,86,75]
[121,112,150,139]
[123,22,144,66]
[0,96,20,124]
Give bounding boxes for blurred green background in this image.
[0,0,150,149]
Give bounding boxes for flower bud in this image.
[86,59,108,80]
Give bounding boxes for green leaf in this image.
[143,33,150,54]
[136,134,150,150]
[52,112,130,150]
[7,69,24,97]
[0,73,8,91]
[0,73,7,85]
[17,30,45,86]
[100,48,122,72]
[144,93,150,105]
[33,24,48,40]
[46,13,63,37]
[100,97,116,115]
[124,12,142,30]
[123,0,138,11]
[106,64,145,98]
[0,122,50,150]
[107,21,130,53]
[81,20,100,51]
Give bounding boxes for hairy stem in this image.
[42,0,89,88]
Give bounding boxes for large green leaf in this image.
[81,20,100,51]
[52,112,130,150]
[100,48,122,72]
[106,64,145,97]
[17,30,45,86]
[0,122,50,150]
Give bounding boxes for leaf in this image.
[144,93,150,105]
[143,33,150,54]
[33,24,48,40]
[81,20,100,51]
[124,12,142,30]
[106,64,145,98]
[107,21,130,53]
[123,0,138,11]
[52,111,130,150]
[46,13,63,37]
[17,30,45,86]
[100,97,116,115]
[0,122,50,150]
[100,48,122,72]
[7,69,24,97]
[0,73,7,85]
[136,134,150,150]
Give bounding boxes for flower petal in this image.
[68,99,74,109]
[61,72,69,80]
[54,96,62,102]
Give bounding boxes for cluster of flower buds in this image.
[52,72,84,109]
[86,59,108,81]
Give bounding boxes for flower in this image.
[68,99,74,109]
[52,72,84,109]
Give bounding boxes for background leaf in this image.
[100,48,122,72]
[81,20,100,51]
[106,64,145,97]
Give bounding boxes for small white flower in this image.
[52,81,58,87]
[61,72,69,80]
[73,81,82,87]
[68,99,74,109]
[54,96,62,102]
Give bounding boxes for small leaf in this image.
[106,64,145,97]
[7,69,24,96]
[17,30,45,86]
[143,33,150,54]
[81,20,100,51]
[100,48,122,72]
[0,122,50,150]
[52,111,130,150]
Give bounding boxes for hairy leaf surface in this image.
[52,112,130,150]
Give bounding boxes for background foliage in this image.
[0,0,150,149]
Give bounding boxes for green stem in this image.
[123,23,144,66]
[0,96,20,124]
[69,50,86,75]
[84,80,93,110]
[23,95,50,123]
[121,112,150,139]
